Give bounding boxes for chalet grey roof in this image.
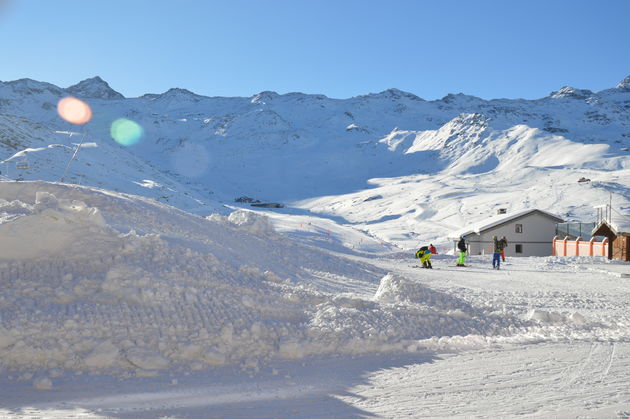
[609,208,630,234]
[593,214,630,236]
[448,209,564,240]
[610,214,630,234]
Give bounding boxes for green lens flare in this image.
[110,118,144,146]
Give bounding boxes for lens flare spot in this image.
[110,118,144,146]
[57,97,92,125]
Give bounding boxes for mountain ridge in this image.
[3,74,630,101]
[1,75,629,249]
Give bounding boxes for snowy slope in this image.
[3,181,625,375]
[1,181,630,417]
[1,76,629,250]
[0,181,510,375]
[0,181,387,373]
[2,75,630,417]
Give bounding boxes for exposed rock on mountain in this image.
[65,76,125,100]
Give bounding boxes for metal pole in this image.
[60,129,87,183]
[609,192,612,222]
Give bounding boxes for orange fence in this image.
[552,236,608,257]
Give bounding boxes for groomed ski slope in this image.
[1,181,630,417]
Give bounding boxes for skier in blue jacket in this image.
[492,236,505,269]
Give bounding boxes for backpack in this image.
[415,246,429,258]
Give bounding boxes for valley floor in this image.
[1,254,630,418]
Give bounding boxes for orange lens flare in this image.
[57,97,92,125]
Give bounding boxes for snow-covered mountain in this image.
[65,76,125,101]
[1,75,629,249]
[2,81,630,417]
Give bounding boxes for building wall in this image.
[464,212,560,257]
[612,235,630,262]
[592,223,630,262]
[552,236,609,258]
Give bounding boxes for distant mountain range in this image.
[1,75,629,248]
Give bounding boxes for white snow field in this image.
[1,181,630,418]
[1,75,630,417]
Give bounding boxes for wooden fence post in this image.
[588,237,595,257]
[575,237,581,256]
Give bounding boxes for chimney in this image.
[497,208,507,215]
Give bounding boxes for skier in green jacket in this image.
[457,237,467,267]
[415,246,433,269]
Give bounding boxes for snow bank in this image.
[0,191,111,259]
[374,273,466,308]
[226,209,277,236]
[527,309,588,326]
[0,182,556,377]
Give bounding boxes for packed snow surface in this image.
[1,181,630,417]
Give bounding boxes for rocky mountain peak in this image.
[4,78,64,96]
[549,86,593,99]
[250,91,280,104]
[66,76,125,100]
[357,88,423,101]
[450,112,491,128]
[139,88,203,101]
[381,88,422,101]
[439,92,483,104]
[616,75,630,91]
[162,88,202,98]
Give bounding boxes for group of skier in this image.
[414,235,508,269]
[492,235,508,269]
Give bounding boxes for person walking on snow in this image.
[456,237,467,266]
[415,246,433,269]
[492,236,505,269]
[429,244,437,254]
[499,236,508,262]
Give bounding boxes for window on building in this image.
[515,244,523,253]
[515,224,523,233]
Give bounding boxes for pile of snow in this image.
[0,181,533,377]
[527,309,588,326]
[225,209,277,237]
[0,191,111,259]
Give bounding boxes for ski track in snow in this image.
[338,342,630,418]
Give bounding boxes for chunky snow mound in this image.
[0,191,110,259]
[0,181,573,376]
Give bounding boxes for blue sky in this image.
[0,0,629,100]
